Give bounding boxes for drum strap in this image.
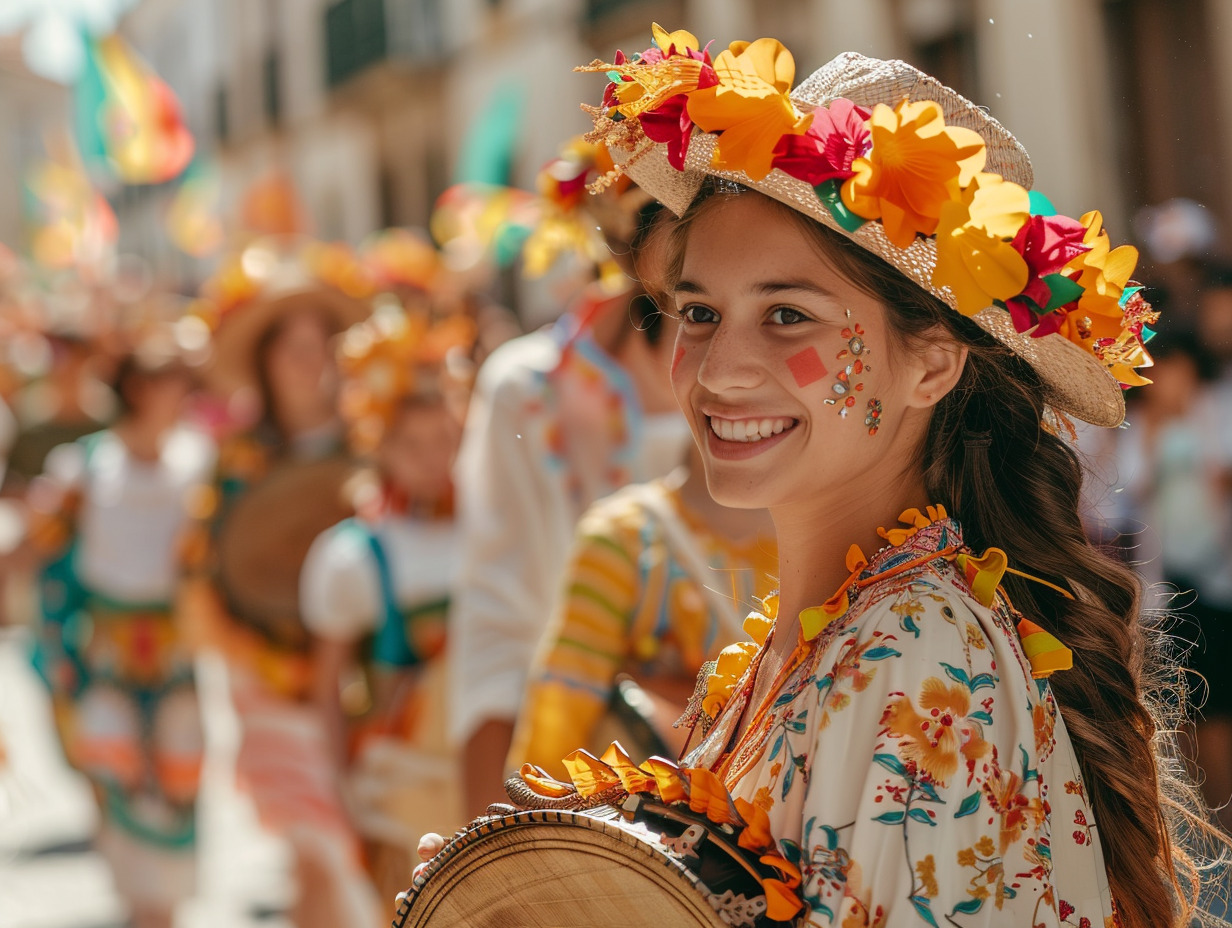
[352,520,416,667]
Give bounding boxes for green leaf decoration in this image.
[873,753,907,776]
[814,179,868,233]
[780,838,804,865]
[950,897,985,916]
[606,70,623,83]
[1120,284,1144,307]
[872,810,906,825]
[907,807,936,825]
[968,672,997,691]
[1042,273,1085,312]
[941,663,971,688]
[1143,326,1157,343]
[1028,190,1057,217]
[910,895,940,927]
[862,646,902,661]
[955,791,982,818]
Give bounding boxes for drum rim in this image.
[397,808,728,928]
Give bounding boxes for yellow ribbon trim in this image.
[1017,618,1074,679]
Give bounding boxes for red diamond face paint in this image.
[785,346,827,388]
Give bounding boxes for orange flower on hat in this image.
[686,38,812,181]
[841,100,987,249]
[932,173,1031,317]
[1047,211,1143,369]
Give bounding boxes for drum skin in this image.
[216,456,354,651]
[395,809,729,928]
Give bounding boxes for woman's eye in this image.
[681,305,719,324]
[770,307,809,325]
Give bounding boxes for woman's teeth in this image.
[709,416,795,443]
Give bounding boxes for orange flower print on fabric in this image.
[841,99,986,249]
[816,632,902,729]
[983,763,1047,857]
[686,38,812,180]
[880,676,991,788]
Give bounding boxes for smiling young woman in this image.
[410,27,1230,928]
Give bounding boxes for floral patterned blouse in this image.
[683,512,1117,928]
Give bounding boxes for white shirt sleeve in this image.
[300,524,383,642]
[447,338,573,745]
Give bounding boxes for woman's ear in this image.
[906,330,968,409]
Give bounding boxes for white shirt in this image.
[45,427,216,603]
[447,327,689,744]
[300,514,460,642]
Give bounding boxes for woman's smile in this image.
[705,414,799,459]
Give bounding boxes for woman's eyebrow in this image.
[673,279,707,295]
[753,279,838,298]
[673,279,838,298]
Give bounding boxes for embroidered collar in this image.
[700,505,1073,724]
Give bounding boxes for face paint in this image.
[822,317,871,417]
[865,398,883,435]
[671,345,686,377]
[785,346,827,388]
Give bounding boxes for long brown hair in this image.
[671,181,1229,928]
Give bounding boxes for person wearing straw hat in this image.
[300,300,474,907]
[447,139,691,816]
[25,323,212,928]
[420,24,1230,928]
[177,238,381,928]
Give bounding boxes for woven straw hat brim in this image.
[206,286,371,397]
[617,51,1126,428]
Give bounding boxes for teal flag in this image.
[454,84,524,185]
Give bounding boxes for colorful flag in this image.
[74,31,194,185]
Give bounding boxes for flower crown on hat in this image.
[577,24,1157,394]
[337,303,476,452]
[520,137,621,278]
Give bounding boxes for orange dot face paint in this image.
[671,345,686,377]
[785,347,828,388]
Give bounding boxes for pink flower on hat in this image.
[1005,214,1090,335]
[771,98,871,186]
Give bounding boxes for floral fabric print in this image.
[685,518,1116,927]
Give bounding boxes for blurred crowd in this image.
[2,133,1232,928]
[0,139,776,928]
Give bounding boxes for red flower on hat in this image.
[640,95,696,170]
[771,97,871,186]
[1005,214,1090,335]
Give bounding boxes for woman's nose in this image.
[696,324,764,393]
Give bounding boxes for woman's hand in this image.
[412,833,446,880]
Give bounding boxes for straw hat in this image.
[193,237,373,397]
[580,29,1157,427]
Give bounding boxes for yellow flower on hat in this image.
[841,100,987,249]
[651,22,701,55]
[686,38,812,181]
[1064,210,1139,321]
[932,173,1031,317]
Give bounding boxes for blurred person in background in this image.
[447,140,690,815]
[4,330,116,494]
[25,325,213,928]
[178,239,380,928]
[301,299,474,909]
[509,435,776,775]
[1114,328,1232,829]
